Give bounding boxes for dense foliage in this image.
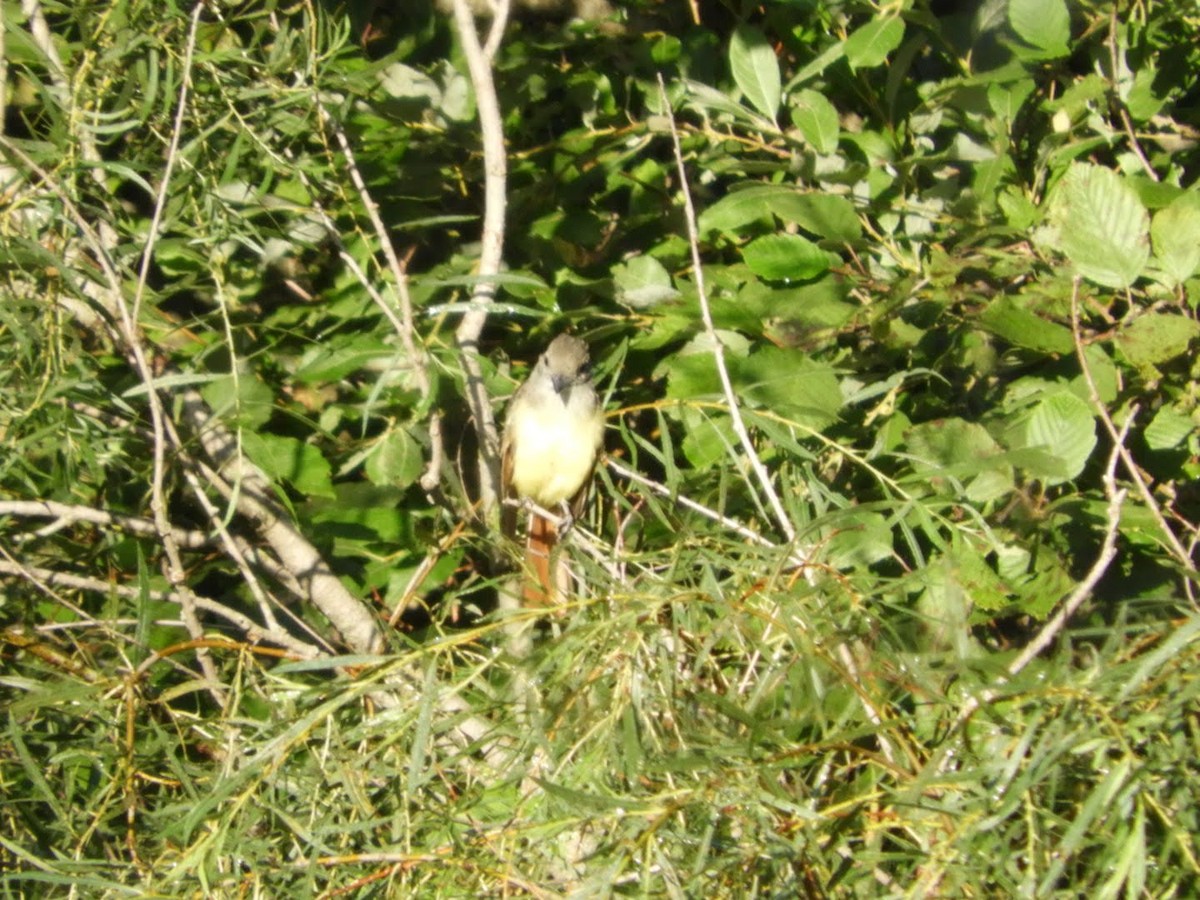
[2,0,1198,894]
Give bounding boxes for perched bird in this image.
[501,334,604,605]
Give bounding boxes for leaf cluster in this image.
[1,0,1199,894]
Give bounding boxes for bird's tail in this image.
[523,512,558,606]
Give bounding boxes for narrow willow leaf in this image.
[730,25,780,122]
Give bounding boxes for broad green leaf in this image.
[200,374,276,430]
[904,418,1015,503]
[241,432,334,498]
[698,187,776,234]
[365,428,423,488]
[729,25,780,122]
[699,186,860,244]
[1114,312,1200,367]
[294,336,394,384]
[979,297,1074,355]
[1142,407,1196,451]
[310,483,409,543]
[679,408,736,469]
[822,511,893,569]
[790,88,839,154]
[1150,192,1200,286]
[1001,390,1096,486]
[1009,0,1070,57]
[612,255,680,309]
[770,193,861,242]
[1045,163,1150,288]
[378,62,440,102]
[844,18,904,71]
[742,233,830,281]
[733,349,841,430]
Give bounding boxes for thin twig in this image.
[117,4,224,702]
[656,75,797,545]
[1071,279,1195,580]
[0,558,320,658]
[942,411,1130,747]
[605,458,807,567]
[1107,7,1158,183]
[0,500,212,547]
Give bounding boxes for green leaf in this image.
[771,193,861,242]
[679,408,736,470]
[905,418,1015,503]
[822,510,893,569]
[1114,312,1200,367]
[699,187,776,235]
[729,25,780,122]
[790,88,839,154]
[699,187,860,243]
[1150,192,1200,286]
[733,348,841,430]
[1142,407,1196,451]
[844,18,905,71]
[979,297,1074,355]
[310,483,409,543]
[742,233,830,281]
[1044,163,1150,288]
[294,335,394,384]
[612,255,680,309]
[364,428,423,489]
[1001,389,1096,486]
[200,374,276,430]
[241,432,334,498]
[1008,0,1070,57]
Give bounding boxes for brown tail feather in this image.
[523,512,557,606]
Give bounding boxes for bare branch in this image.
[0,558,321,659]
[451,0,508,517]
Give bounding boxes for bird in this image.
[500,334,604,605]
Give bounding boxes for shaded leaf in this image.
[242,432,334,498]
[613,255,680,309]
[1115,312,1200,367]
[1009,0,1071,57]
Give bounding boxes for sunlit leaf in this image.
[729,25,781,122]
